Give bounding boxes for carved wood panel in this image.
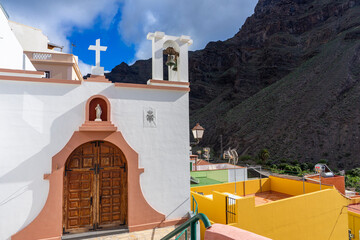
[99,169,126,226]
[64,171,94,231]
[63,142,127,233]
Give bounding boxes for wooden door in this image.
[65,171,94,231]
[98,142,127,227]
[63,141,127,234]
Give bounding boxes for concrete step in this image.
[62,227,129,240]
[82,225,177,240]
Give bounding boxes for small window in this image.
[41,71,50,78]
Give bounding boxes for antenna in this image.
[223,148,238,165]
[223,148,239,194]
[203,147,210,161]
[71,42,76,54]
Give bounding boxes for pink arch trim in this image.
[12,130,165,240]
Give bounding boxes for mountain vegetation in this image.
[106,0,360,170]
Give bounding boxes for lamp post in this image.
[192,123,205,144]
[191,123,205,171]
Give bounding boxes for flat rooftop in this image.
[205,191,292,205]
[247,191,292,205]
[204,191,292,206]
[195,163,244,171]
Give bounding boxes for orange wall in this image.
[319,176,345,194]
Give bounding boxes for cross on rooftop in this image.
[88,39,107,67]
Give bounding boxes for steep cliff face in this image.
[106,0,360,169]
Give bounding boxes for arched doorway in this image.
[63,141,127,233]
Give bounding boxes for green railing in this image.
[172,196,199,240]
[175,228,188,240]
[192,195,198,214]
[161,213,211,240]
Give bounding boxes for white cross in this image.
[88,39,107,67]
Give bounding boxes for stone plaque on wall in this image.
[144,107,157,128]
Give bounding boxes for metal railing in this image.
[226,196,236,224]
[192,195,198,214]
[175,228,188,240]
[173,196,199,240]
[161,213,211,240]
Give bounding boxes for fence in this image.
[225,196,236,224]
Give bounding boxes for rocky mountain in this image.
[106,0,360,169]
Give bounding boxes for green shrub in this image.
[258,149,270,164]
[345,175,360,191]
[347,168,360,177]
[239,155,253,161]
[318,159,328,164]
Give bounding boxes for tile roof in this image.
[197,160,211,165]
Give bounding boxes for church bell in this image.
[165,54,176,68]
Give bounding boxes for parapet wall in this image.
[191,176,350,240]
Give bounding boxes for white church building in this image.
[0,4,192,240]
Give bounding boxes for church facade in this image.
[0,5,192,240]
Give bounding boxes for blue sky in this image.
[67,8,136,73]
[2,0,257,74]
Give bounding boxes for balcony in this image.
[24,51,73,63]
[24,51,83,81]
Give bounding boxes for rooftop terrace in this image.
[191,176,349,240]
[248,191,292,205]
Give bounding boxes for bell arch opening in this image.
[163,40,180,81]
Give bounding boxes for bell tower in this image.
[147,31,193,82]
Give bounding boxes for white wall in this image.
[0,10,35,71]
[228,168,248,183]
[0,80,189,239]
[9,21,49,52]
[196,163,242,171]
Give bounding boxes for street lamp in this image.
[192,123,205,144]
[191,123,205,171]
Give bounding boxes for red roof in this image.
[197,160,211,165]
[349,204,360,215]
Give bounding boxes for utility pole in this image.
[220,134,223,160]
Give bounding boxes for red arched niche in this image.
[86,95,110,122]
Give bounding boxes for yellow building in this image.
[191,176,350,240]
[349,203,360,240]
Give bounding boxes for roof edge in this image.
[0,3,9,19]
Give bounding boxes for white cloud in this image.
[118,0,257,61]
[2,0,122,52]
[2,0,257,66]
[135,41,151,60]
[78,59,92,76]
